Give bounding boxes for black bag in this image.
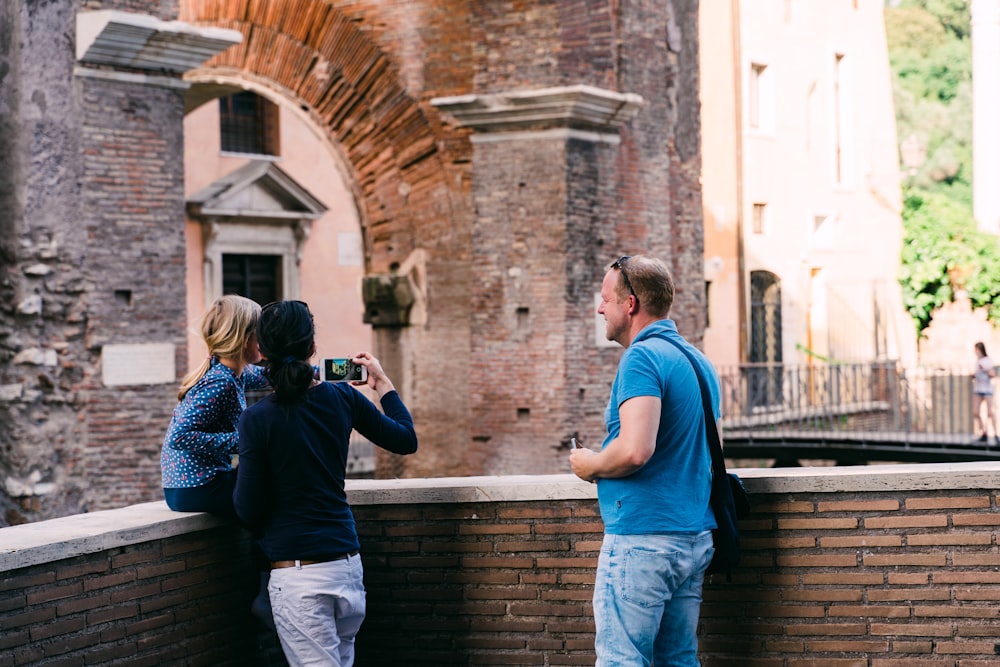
[661,338,750,578]
[707,471,750,576]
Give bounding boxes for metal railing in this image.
[718,361,977,444]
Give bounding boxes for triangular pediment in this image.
[186,160,327,222]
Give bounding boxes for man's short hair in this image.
[612,255,674,318]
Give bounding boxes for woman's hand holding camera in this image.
[351,352,395,398]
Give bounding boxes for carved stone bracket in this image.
[362,250,427,328]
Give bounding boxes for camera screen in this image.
[323,358,362,382]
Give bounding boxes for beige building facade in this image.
[700,0,918,372]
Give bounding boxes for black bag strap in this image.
[656,335,728,480]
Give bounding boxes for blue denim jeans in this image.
[593,531,714,667]
[269,554,366,666]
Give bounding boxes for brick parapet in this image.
[3,464,1000,665]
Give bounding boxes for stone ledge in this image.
[344,462,1000,504]
[0,501,224,572]
[3,462,999,573]
[733,460,1000,493]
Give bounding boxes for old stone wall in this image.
[0,0,197,524]
[1,1,90,524]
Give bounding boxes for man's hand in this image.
[569,447,598,483]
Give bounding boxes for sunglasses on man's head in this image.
[611,255,637,301]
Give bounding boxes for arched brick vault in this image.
[179,0,461,274]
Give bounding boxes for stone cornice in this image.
[431,84,645,134]
[76,10,242,74]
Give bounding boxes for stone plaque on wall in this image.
[102,343,176,387]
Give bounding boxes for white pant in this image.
[268,554,366,666]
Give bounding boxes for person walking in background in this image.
[973,341,998,445]
[234,300,418,666]
[570,255,718,667]
[161,295,268,515]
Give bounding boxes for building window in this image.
[752,203,767,234]
[219,91,280,156]
[222,254,281,304]
[748,62,772,132]
[833,54,844,184]
[705,280,712,328]
[748,271,783,408]
[831,51,853,187]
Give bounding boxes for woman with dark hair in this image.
[234,300,417,666]
[973,341,998,445]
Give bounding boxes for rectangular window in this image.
[747,61,774,133]
[222,254,281,305]
[752,203,767,234]
[830,51,853,187]
[833,54,844,185]
[749,64,766,130]
[705,280,711,328]
[219,92,280,156]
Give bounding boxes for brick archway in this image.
[179,0,453,273]
[178,0,474,481]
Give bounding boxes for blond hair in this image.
[177,295,261,401]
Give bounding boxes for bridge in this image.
[717,361,1000,465]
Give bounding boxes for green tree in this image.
[887,0,1000,333]
[898,188,1000,333]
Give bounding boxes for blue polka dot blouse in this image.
[160,358,270,489]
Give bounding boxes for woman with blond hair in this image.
[161,294,268,514]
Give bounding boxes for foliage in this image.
[899,187,1000,334]
[886,0,1000,334]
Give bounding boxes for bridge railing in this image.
[717,361,976,443]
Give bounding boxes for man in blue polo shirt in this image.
[570,255,719,666]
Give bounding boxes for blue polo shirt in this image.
[598,320,718,534]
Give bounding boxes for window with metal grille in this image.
[219,91,280,156]
[748,270,783,408]
[222,254,281,305]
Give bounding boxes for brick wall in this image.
[700,471,1000,667]
[3,465,1000,666]
[79,74,188,512]
[0,507,282,667]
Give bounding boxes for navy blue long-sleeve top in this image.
[234,382,417,561]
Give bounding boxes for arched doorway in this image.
[748,270,783,408]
